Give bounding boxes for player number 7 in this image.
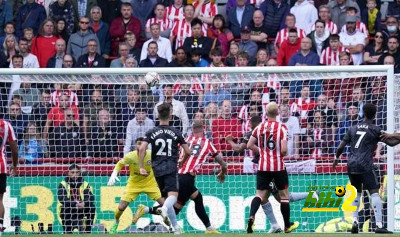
[355,131,366,149]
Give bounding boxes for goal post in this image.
[0,65,395,234]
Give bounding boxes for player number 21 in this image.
[155,138,172,156]
[355,131,366,149]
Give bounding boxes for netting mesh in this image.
[0,69,394,234]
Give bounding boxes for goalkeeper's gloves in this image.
[107,170,120,186]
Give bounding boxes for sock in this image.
[193,192,211,229]
[289,192,309,202]
[352,193,361,223]
[164,196,177,210]
[174,206,182,215]
[167,205,178,228]
[114,208,123,222]
[262,202,279,228]
[0,218,3,229]
[148,205,162,215]
[280,199,290,229]
[371,193,383,228]
[249,196,262,219]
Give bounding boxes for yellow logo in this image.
[335,186,346,197]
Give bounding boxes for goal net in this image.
[0,66,395,234]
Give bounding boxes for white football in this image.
[144,72,160,87]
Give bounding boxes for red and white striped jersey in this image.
[145,17,173,31]
[178,136,218,174]
[341,21,369,38]
[0,120,16,174]
[192,1,218,29]
[165,5,184,23]
[173,76,203,94]
[319,46,350,65]
[311,128,322,158]
[275,27,306,47]
[50,90,79,107]
[171,19,207,49]
[311,20,338,34]
[290,97,316,128]
[251,120,288,171]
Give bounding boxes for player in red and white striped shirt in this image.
[165,0,184,23]
[175,122,226,234]
[145,4,174,37]
[274,14,306,50]
[320,34,350,65]
[193,0,218,30]
[247,102,295,233]
[0,119,18,233]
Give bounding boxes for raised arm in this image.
[138,141,149,176]
[225,134,246,153]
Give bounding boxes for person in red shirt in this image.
[277,29,301,66]
[31,19,61,68]
[43,94,79,141]
[212,100,242,155]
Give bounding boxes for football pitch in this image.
[21,234,400,237]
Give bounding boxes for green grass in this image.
[18,234,400,237]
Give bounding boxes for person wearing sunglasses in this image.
[363,31,387,65]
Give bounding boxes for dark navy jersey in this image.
[144,125,186,177]
[241,131,260,164]
[342,121,382,174]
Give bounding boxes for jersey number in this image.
[155,138,172,156]
[262,134,276,150]
[191,144,202,156]
[355,131,366,149]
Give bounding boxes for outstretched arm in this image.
[381,132,400,147]
[226,134,246,153]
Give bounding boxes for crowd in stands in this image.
[0,0,394,164]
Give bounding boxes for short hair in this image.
[19,37,29,44]
[315,19,325,27]
[210,48,222,56]
[363,103,377,120]
[150,23,160,29]
[90,6,102,14]
[42,89,51,95]
[237,51,249,60]
[339,51,351,59]
[191,49,202,57]
[191,18,202,28]
[121,2,132,8]
[12,54,23,62]
[148,41,158,48]
[135,137,144,143]
[367,0,376,3]
[192,121,204,132]
[69,164,81,170]
[88,39,97,45]
[288,28,297,34]
[319,5,329,11]
[4,21,14,28]
[329,34,340,41]
[388,36,399,43]
[12,94,22,101]
[250,116,262,126]
[346,6,358,13]
[23,27,33,33]
[266,102,278,117]
[158,102,171,120]
[286,13,295,20]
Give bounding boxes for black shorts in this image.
[0,174,6,193]
[348,169,380,192]
[177,174,198,205]
[256,170,289,191]
[155,172,179,198]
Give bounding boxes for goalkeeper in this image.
[107,137,165,234]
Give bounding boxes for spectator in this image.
[165,0,184,23]
[154,84,189,135]
[367,76,387,129]
[141,23,172,62]
[320,34,348,65]
[109,3,141,56]
[364,31,386,65]
[97,0,121,25]
[193,0,218,30]
[145,4,173,39]
[174,83,199,120]
[120,87,141,124]
[190,49,209,67]
[12,82,41,107]
[124,31,141,61]
[239,25,258,62]
[290,85,316,133]
[170,5,200,50]
[23,27,34,48]
[76,39,106,68]
[340,6,368,42]
[224,41,240,66]
[89,109,120,157]
[307,20,329,56]
[12,38,39,68]
[211,100,242,155]
[0,1,12,38]
[139,41,169,67]
[277,103,300,158]
[312,5,338,34]
[279,86,291,106]
[2,34,18,67]
[57,164,95,233]
[387,0,400,20]
[123,106,154,154]
[378,36,400,64]
[187,109,205,137]
[43,94,80,141]
[19,122,47,163]
[308,93,338,128]
[351,86,366,119]
[183,18,216,62]
[52,108,84,158]
[90,6,111,59]
[63,54,75,68]
[300,110,334,158]
[277,28,301,66]
[288,37,319,67]
[207,14,233,57]
[274,14,306,52]
[336,102,361,154]
[328,0,360,30]
[6,55,23,106]
[383,54,400,73]
[31,89,52,130]
[15,0,46,37]
[290,0,318,34]
[252,48,269,66]
[55,18,70,43]
[249,10,268,51]
[67,16,100,61]
[48,0,75,35]
[47,38,66,68]
[0,22,15,50]
[110,42,134,67]
[31,20,60,68]
[202,48,226,91]
[361,0,381,36]
[338,51,361,104]
[131,0,157,34]
[227,0,254,39]
[383,17,400,41]
[259,0,290,40]
[339,15,365,65]
[238,89,262,122]
[239,101,262,134]
[3,103,29,142]
[203,83,231,107]
[204,102,217,137]
[168,46,192,67]
[72,0,97,21]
